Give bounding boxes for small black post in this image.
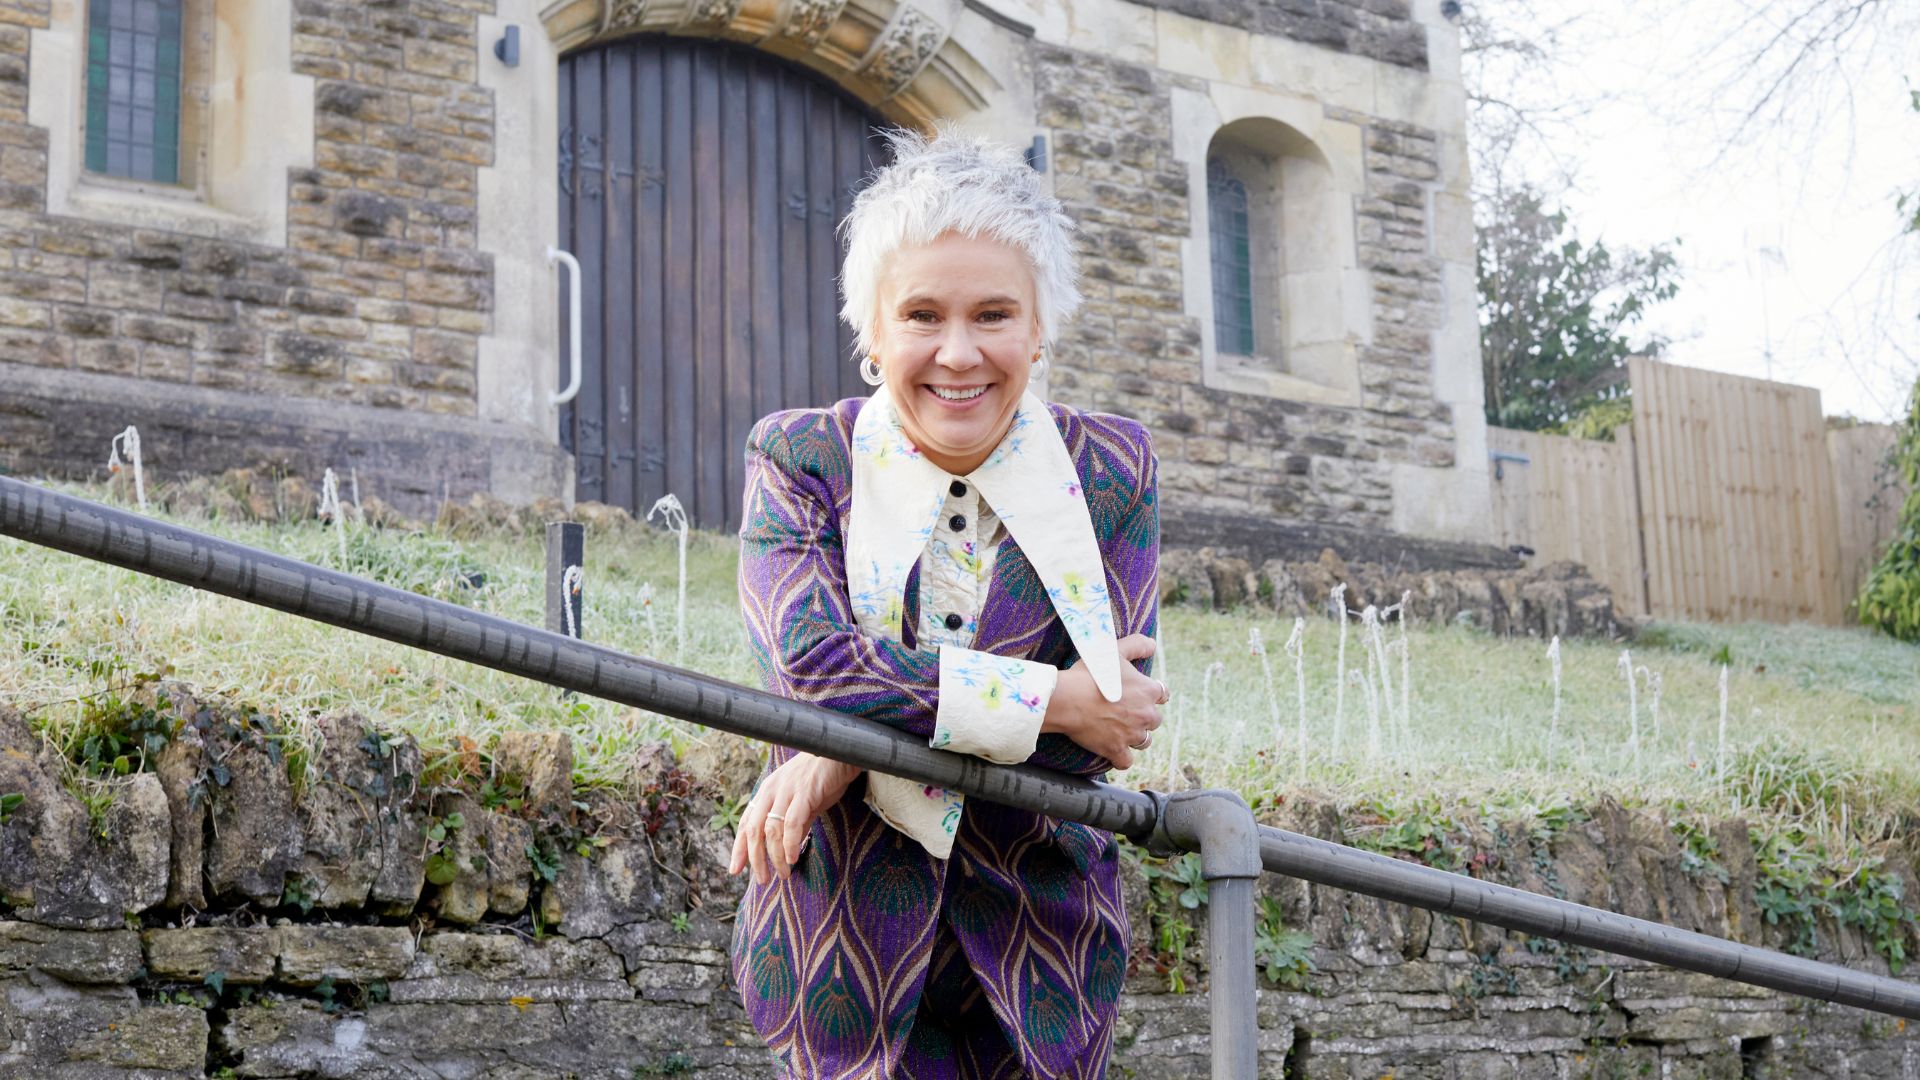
[545,521,584,640]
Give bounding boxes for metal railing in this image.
[3,475,1918,1079]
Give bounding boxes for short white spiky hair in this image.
[840,127,1082,358]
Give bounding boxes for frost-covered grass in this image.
[3,478,1916,844]
[1157,604,1920,846]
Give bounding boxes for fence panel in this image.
[1493,364,1894,627]
[1829,423,1908,609]
[1488,426,1648,616]
[1629,357,1846,625]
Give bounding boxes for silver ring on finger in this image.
[765,811,786,824]
[1130,731,1152,751]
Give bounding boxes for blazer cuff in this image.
[864,773,961,860]
[931,646,1057,764]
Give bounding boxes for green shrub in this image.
[1858,378,1920,642]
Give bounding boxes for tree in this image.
[1477,184,1681,431]
[1855,87,1920,641]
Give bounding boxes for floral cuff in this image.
[864,774,963,860]
[931,646,1058,765]
[861,650,1058,859]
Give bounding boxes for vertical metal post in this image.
[545,521,584,639]
[1153,790,1262,1080]
[1205,876,1258,1078]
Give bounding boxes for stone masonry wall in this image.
[0,0,494,415]
[3,693,1918,1076]
[1037,45,1457,534]
[1124,0,1429,70]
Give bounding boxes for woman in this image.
[728,129,1166,1078]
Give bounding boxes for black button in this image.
[944,612,963,631]
[949,514,967,532]
[949,480,967,497]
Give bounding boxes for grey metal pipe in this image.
[5,477,1920,1024]
[1257,826,1920,1021]
[1156,792,1262,1080]
[0,476,1159,840]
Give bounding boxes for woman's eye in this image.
[978,311,1008,323]
[908,311,937,323]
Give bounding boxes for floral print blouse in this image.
[846,383,1127,858]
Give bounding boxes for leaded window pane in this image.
[84,0,183,184]
[1208,159,1255,356]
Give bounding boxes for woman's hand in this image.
[728,752,863,886]
[1040,634,1166,771]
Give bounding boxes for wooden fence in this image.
[1488,358,1908,626]
[1488,426,1647,615]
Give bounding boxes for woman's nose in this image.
[933,324,985,367]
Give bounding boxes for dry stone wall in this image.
[3,697,1917,1076]
[1161,547,1631,639]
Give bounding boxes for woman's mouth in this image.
[925,385,990,406]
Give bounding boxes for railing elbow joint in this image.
[1151,788,1261,882]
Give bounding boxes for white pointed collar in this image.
[845,383,1123,702]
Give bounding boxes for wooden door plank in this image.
[660,41,696,524]
[603,44,638,515]
[691,45,726,528]
[805,86,839,409]
[776,74,812,410]
[719,51,753,533]
[835,110,874,401]
[633,38,668,515]
[556,60,577,464]
[747,64,783,435]
[571,51,608,505]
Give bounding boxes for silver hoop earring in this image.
[860,354,884,386]
[1031,345,1051,381]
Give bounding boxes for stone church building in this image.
[0,0,1493,562]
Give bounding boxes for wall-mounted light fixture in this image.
[1025,134,1048,173]
[494,24,520,67]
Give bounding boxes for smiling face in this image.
[869,232,1042,477]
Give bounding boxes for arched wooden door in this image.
[558,35,890,531]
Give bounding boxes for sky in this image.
[1472,0,1920,422]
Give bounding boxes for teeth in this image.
[930,386,987,401]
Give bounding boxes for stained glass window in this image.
[1207,159,1255,356]
[84,0,183,184]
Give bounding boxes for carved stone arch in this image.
[539,0,1003,127]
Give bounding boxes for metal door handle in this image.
[548,246,582,406]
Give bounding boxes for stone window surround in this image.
[28,0,313,247]
[1172,85,1370,409]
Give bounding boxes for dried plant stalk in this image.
[1249,626,1278,765]
[1618,649,1641,771]
[318,468,348,566]
[107,425,146,513]
[1331,583,1349,759]
[1285,617,1307,784]
[1545,635,1563,767]
[646,494,689,662]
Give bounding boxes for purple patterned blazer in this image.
[731,394,1160,1077]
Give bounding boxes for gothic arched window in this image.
[1207,159,1256,357]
